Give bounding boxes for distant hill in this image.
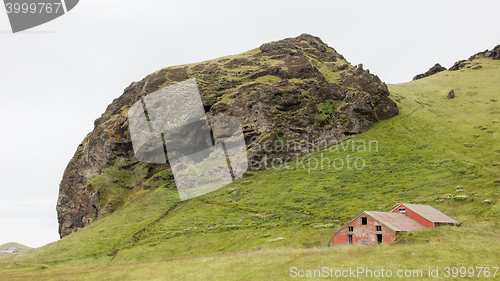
[0,242,33,255]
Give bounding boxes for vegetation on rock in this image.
[56,34,398,238]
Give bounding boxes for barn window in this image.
[399,208,406,213]
[361,217,367,225]
[348,226,353,232]
[376,225,382,231]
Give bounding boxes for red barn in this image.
[391,203,461,228]
[333,211,426,245]
[333,203,460,245]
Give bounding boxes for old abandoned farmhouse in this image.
[333,203,461,245]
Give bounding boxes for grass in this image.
[1,58,499,279]
[1,224,499,280]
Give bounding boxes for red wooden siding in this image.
[391,204,434,228]
[333,213,397,245]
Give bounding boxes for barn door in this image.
[348,235,353,245]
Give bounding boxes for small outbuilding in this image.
[333,203,460,245]
[391,203,461,228]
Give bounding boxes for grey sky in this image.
[1,0,499,248]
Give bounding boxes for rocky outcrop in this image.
[449,60,467,71]
[469,45,500,60]
[56,34,399,238]
[488,45,500,59]
[450,45,500,71]
[413,63,447,80]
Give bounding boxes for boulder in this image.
[447,90,455,99]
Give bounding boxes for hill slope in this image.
[56,34,399,238]
[2,54,498,272]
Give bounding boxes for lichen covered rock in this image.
[57,34,399,238]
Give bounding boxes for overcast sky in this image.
[1,0,499,248]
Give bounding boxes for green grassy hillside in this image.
[0,58,499,280]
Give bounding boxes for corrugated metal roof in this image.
[365,211,426,232]
[398,203,461,225]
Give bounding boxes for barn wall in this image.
[391,204,434,228]
[333,213,397,245]
[333,235,347,245]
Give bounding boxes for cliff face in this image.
[56,34,399,238]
